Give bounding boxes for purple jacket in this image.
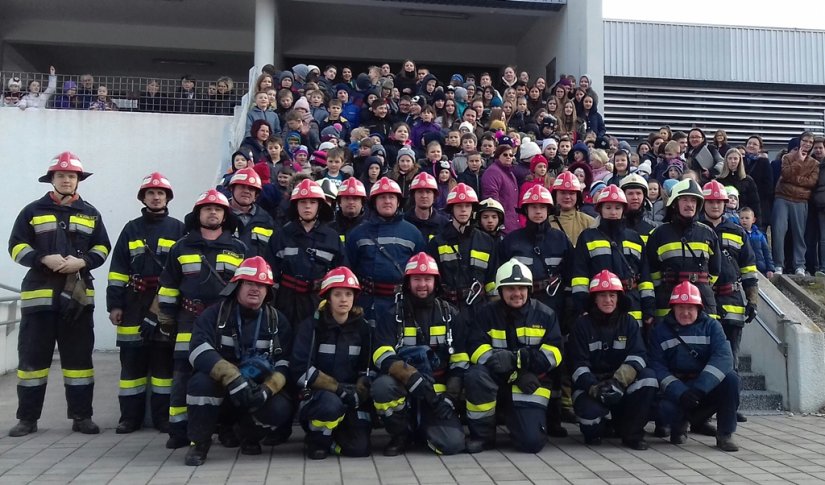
[481,160,519,235]
[410,120,442,149]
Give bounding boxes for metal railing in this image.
[0,283,21,329]
[1,71,248,115]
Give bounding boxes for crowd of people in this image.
[1,67,241,114]
[7,59,825,466]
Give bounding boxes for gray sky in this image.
[602,0,825,30]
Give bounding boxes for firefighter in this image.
[330,178,367,244]
[291,267,373,460]
[157,189,246,449]
[649,281,740,452]
[571,185,655,329]
[346,177,426,323]
[184,256,294,466]
[404,172,449,241]
[267,179,347,327]
[8,151,111,437]
[701,180,758,424]
[477,198,505,243]
[464,259,564,453]
[569,270,658,450]
[647,178,721,320]
[427,183,497,310]
[106,172,185,434]
[550,171,596,246]
[371,252,466,456]
[227,167,276,258]
[620,173,658,244]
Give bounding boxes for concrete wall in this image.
[0,109,232,350]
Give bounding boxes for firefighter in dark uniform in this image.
[157,189,246,449]
[649,281,741,452]
[227,167,276,258]
[620,173,658,244]
[371,252,466,456]
[464,259,564,453]
[427,183,497,311]
[404,172,449,242]
[184,256,294,466]
[701,180,759,424]
[569,270,658,450]
[330,178,367,244]
[647,179,721,320]
[8,152,110,437]
[291,266,373,460]
[477,198,506,244]
[267,179,346,327]
[549,171,596,246]
[572,185,655,329]
[346,177,426,323]
[106,172,185,434]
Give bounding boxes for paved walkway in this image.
[0,352,822,484]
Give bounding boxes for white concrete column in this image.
[254,0,278,69]
[561,0,604,94]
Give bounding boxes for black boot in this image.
[653,425,670,438]
[690,421,717,437]
[465,438,495,454]
[736,412,748,423]
[72,418,100,434]
[240,439,262,455]
[218,425,240,448]
[165,435,190,449]
[116,420,140,434]
[185,441,211,466]
[9,420,37,437]
[670,422,688,445]
[622,438,649,450]
[383,433,411,457]
[305,440,329,460]
[546,399,569,438]
[716,434,739,452]
[262,425,292,446]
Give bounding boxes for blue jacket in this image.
[648,312,734,401]
[346,212,425,285]
[245,107,281,138]
[746,224,775,274]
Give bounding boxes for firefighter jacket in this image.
[571,221,654,324]
[291,306,373,388]
[267,220,347,291]
[647,220,721,316]
[10,193,110,315]
[188,298,292,383]
[648,312,734,401]
[405,208,449,242]
[232,203,276,258]
[330,212,364,244]
[467,299,563,378]
[625,208,657,245]
[569,308,648,392]
[550,210,595,247]
[372,295,466,381]
[426,223,498,307]
[705,216,758,327]
[346,212,426,286]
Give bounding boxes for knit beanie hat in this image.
[293,96,310,112]
[454,87,468,102]
[530,155,549,173]
[519,140,541,161]
[397,146,416,164]
[667,159,684,176]
[542,138,558,151]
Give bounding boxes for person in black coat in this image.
[743,136,774,228]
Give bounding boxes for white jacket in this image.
[18,75,57,110]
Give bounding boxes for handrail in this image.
[759,288,786,319]
[0,283,20,293]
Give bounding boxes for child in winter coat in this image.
[456,151,485,199]
[740,207,775,277]
[725,186,742,225]
[246,91,281,137]
[432,160,458,212]
[648,179,666,223]
[217,150,253,197]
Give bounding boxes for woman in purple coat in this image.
[481,144,520,235]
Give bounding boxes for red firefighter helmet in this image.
[290,179,326,201]
[137,172,174,201]
[193,189,230,210]
[369,177,403,199]
[39,151,92,183]
[337,178,367,199]
[594,184,628,207]
[405,252,440,277]
[520,185,554,208]
[446,183,479,206]
[589,270,624,294]
[319,266,361,297]
[669,281,703,307]
[229,167,263,191]
[551,171,583,193]
[409,172,438,193]
[230,256,274,286]
[702,180,729,201]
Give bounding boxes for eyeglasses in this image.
[501,153,514,158]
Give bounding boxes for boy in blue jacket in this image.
[740,207,775,277]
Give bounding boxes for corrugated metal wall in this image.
[604,20,825,85]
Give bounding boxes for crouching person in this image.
[371,252,466,456]
[570,270,657,450]
[185,256,294,466]
[649,281,740,452]
[464,259,564,454]
[291,267,373,460]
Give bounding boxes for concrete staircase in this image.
[739,354,783,413]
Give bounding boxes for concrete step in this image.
[738,355,751,373]
[740,372,766,391]
[740,390,783,412]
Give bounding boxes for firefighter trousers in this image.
[464,364,549,453]
[168,357,191,441]
[16,309,95,421]
[371,374,465,455]
[659,373,740,436]
[299,390,371,457]
[185,371,294,443]
[117,343,173,428]
[573,368,658,442]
